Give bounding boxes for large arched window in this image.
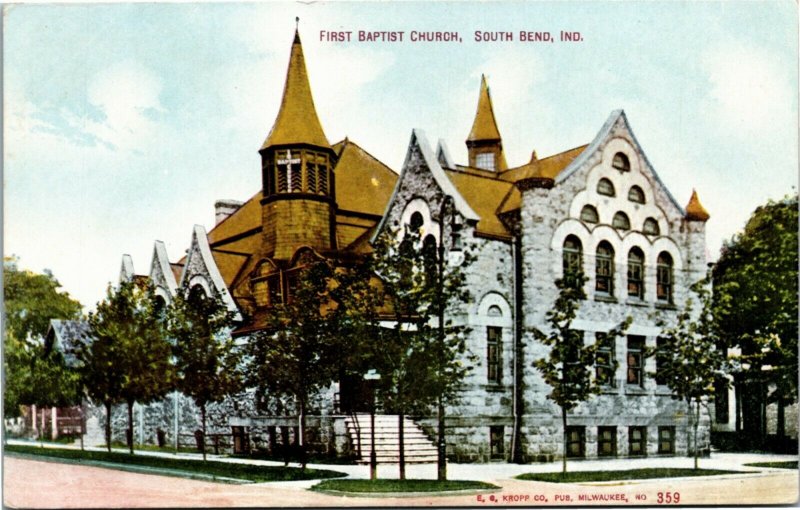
[597,178,616,197]
[612,152,630,172]
[627,247,645,299]
[595,241,614,296]
[580,205,599,224]
[563,235,583,287]
[657,252,674,303]
[476,294,512,387]
[409,211,424,232]
[613,212,631,231]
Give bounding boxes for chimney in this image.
[215,199,244,225]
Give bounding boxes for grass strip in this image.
[516,468,741,483]
[743,461,798,470]
[6,444,346,483]
[312,478,499,494]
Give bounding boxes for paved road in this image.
[4,453,798,507]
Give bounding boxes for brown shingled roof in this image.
[444,169,514,238]
[332,139,398,216]
[500,144,588,183]
[467,75,502,142]
[261,30,330,150]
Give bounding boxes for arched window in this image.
[409,211,424,232]
[627,247,645,299]
[487,305,503,317]
[153,295,167,319]
[657,252,674,303]
[595,241,614,296]
[613,212,631,231]
[563,235,583,287]
[597,178,616,197]
[422,234,438,283]
[628,186,645,204]
[643,218,660,236]
[580,205,599,224]
[612,152,630,172]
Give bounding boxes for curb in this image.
[310,486,501,498]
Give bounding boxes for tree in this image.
[712,195,798,445]
[246,257,344,470]
[88,280,174,454]
[167,284,238,461]
[3,257,82,419]
[371,221,475,481]
[651,275,726,469]
[533,274,629,474]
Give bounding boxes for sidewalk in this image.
[6,438,797,484]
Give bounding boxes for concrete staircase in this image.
[345,414,438,464]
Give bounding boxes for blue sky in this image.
[4,1,797,310]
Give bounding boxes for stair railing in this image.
[349,411,363,459]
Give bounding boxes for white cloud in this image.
[701,43,794,139]
[85,60,166,151]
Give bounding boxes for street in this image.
[3,452,798,507]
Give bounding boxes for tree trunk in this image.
[104,401,112,453]
[561,406,568,474]
[127,400,134,455]
[693,399,700,470]
[201,404,207,462]
[398,412,406,480]
[299,398,307,471]
[777,399,786,440]
[437,395,446,481]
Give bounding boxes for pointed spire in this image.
[685,189,710,222]
[261,25,330,151]
[467,74,502,142]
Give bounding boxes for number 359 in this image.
[657,492,680,504]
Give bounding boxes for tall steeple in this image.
[261,25,330,150]
[259,22,338,260]
[466,75,507,171]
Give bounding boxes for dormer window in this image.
[612,152,630,172]
[475,152,496,171]
[269,149,330,195]
[597,178,616,197]
[628,186,645,204]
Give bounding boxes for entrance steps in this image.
[345,414,438,464]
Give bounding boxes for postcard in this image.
[3,1,798,508]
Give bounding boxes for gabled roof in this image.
[120,254,134,282]
[444,169,514,238]
[150,240,178,296]
[467,75,503,142]
[261,29,330,151]
[46,319,91,368]
[333,139,398,217]
[499,145,588,183]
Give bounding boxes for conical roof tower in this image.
[260,23,338,260]
[466,75,507,171]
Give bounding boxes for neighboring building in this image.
[110,28,712,462]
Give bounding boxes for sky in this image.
[4,1,798,311]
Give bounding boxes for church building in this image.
[117,26,713,462]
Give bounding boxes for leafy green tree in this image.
[533,274,629,474]
[3,257,82,419]
[246,258,342,470]
[167,284,238,461]
[88,280,174,454]
[712,195,798,444]
[651,276,726,469]
[371,222,475,481]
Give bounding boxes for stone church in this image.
[115,27,713,462]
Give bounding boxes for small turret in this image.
[466,75,508,171]
[685,189,710,222]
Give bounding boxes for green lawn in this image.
[516,468,740,483]
[312,478,499,494]
[5,444,346,483]
[743,461,798,470]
